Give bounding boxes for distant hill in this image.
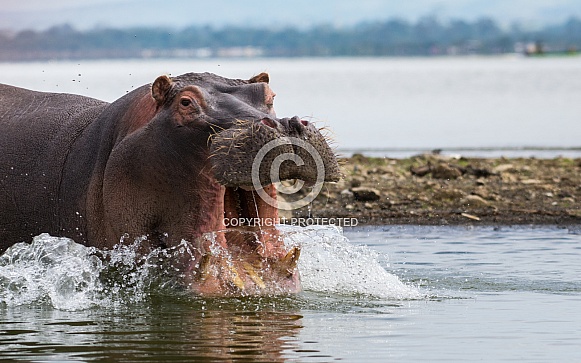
[1,16,580,61]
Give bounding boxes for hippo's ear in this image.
[152,75,173,106]
[248,72,270,84]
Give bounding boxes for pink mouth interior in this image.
[187,184,300,296]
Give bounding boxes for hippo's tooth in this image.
[195,254,212,281]
[282,246,301,268]
[243,262,266,289]
[228,265,246,291]
[277,246,301,276]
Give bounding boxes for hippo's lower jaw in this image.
[185,184,302,297]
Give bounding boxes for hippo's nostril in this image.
[261,118,277,128]
[277,116,308,135]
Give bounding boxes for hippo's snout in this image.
[209,117,340,188]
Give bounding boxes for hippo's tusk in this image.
[277,246,301,276]
[228,265,246,291]
[195,254,212,281]
[282,246,301,268]
[243,262,266,289]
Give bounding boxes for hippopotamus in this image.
[0,72,340,296]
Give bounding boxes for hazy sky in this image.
[2,0,581,31]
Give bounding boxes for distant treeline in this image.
[1,16,580,61]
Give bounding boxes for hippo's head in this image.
[109,72,339,296]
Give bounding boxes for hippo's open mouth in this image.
[187,183,300,296]
[186,117,339,296]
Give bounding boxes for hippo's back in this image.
[0,84,108,248]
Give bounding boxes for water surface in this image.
[1,56,580,153]
[1,225,580,362]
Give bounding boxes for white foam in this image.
[0,226,420,310]
[0,233,104,310]
[279,224,421,299]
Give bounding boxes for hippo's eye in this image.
[180,98,192,107]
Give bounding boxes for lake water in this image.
[1,57,581,361]
[1,56,580,156]
[1,225,580,362]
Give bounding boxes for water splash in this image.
[0,234,104,310]
[280,225,421,299]
[0,226,419,310]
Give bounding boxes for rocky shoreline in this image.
[282,154,581,226]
